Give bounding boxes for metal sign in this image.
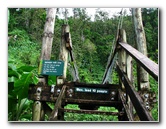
[75,87,109,94]
[39,60,64,76]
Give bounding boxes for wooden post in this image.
[126,52,134,120]
[132,8,149,90]
[65,25,79,82]
[55,25,69,121]
[33,8,56,121]
[117,29,127,120]
[57,25,69,85]
[118,29,134,120]
[118,29,126,86]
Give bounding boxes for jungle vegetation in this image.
[8,8,158,121]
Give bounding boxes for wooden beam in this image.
[118,90,134,121]
[117,62,154,121]
[49,86,66,121]
[72,82,120,88]
[119,42,158,81]
[64,98,121,106]
[59,108,123,116]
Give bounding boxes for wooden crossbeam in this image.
[49,86,66,121]
[59,108,123,116]
[64,98,121,106]
[119,42,158,81]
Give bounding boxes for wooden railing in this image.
[118,42,158,81]
[116,29,158,121]
[102,29,158,121]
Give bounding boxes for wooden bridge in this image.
[29,26,158,121]
[28,22,158,121]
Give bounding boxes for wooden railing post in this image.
[117,29,127,120]
[126,51,134,120]
[118,29,134,120]
[118,29,126,88]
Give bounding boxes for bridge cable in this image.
[102,8,124,84]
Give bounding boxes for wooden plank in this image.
[72,82,120,89]
[59,108,123,116]
[119,42,158,81]
[49,86,66,121]
[28,83,120,102]
[64,98,121,106]
[117,62,154,121]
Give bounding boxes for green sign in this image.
[75,87,108,94]
[39,60,64,76]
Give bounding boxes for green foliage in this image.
[142,8,158,63]
[8,29,40,66]
[64,104,118,121]
[8,59,38,121]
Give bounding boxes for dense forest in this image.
[8,8,158,121]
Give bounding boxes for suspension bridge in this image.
[28,9,158,121]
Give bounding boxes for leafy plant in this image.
[8,59,38,121]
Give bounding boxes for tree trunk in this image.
[40,8,56,60]
[33,8,56,121]
[132,8,149,90]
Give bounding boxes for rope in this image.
[64,8,68,25]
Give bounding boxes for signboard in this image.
[75,87,109,94]
[38,60,64,76]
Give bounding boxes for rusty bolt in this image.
[146,105,150,110]
[37,87,41,93]
[111,91,116,96]
[69,89,73,93]
[123,93,126,97]
[144,94,149,98]
[51,85,55,93]
[146,102,149,105]
[37,97,40,100]
[57,89,61,93]
[69,94,72,97]
[111,97,114,101]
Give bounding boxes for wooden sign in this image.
[39,60,64,76]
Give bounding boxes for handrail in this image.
[117,62,154,121]
[118,42,158,81]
